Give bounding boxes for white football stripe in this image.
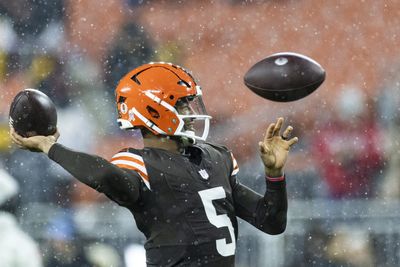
[111,159,148,175]
[112,152,144,163]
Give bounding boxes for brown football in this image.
[244,52,325,102]
[9,89,57,137]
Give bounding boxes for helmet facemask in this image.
[173,86,211,143]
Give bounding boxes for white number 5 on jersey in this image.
[198,187,236,256]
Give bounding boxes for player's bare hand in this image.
[10,127,60,154]
[259,117,298,177]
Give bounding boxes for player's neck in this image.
[143,134,181,153]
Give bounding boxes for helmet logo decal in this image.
[120,103,128,114]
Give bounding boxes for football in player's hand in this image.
[9,89,57,137]
[244,52,325,102]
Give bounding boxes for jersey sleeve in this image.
[110,149,151,190]
[231,175,287,235]
[226,150,287,235]
[48,143,142,207]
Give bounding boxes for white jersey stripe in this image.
[230,152,239,176]
[112,152,144,162]
[141,178,151,190]
[134,171,151,190]
[111,159,148,175]
[231,157,238,168]
[231,168,239,176]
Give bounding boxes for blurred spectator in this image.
[44,212,91,267]
[326,227,374,267]
[0,0,64,38]
[85,243,122,267]
[0,16,18,86]
[0,168,43,267]
[284,114,327,199]
[312,87,384,198]
[0,121,11,152]
[290,223,375,267]
[287,223,335,267]
[377,68,400,198]
[103,22,154,92]
[7,145,72,204]
[31,54,71,108]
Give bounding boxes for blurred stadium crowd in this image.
[1,0,400,266]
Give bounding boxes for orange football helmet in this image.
[115,62,211,142]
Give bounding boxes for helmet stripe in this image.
[131,108,166,134]
[144,92,176,112]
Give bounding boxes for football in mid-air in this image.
[9,89,57,137]
[244,52,326,102]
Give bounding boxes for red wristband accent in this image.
[266,175,285,182]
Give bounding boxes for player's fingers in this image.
[282,125,293,140]
[9,126,15,137]
[15,143,28,150]
[11,132,31,148]
[264,123,275,141]
[10,133,18,144]
[10,130,19,141]
[287,137,299,147]
[11,135,22,145]
[10,133,23,146]
[259,141,271,154]
[11,130,24,142]
[258,141,265,153]
[272,117,284,136]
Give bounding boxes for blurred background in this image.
[0,0,400,266]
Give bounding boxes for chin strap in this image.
[179,136,196,147]
[172,136,195,154]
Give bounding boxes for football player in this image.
[10,62,298,266]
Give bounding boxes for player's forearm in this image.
[233,178,287,235]
[48,143,141,205]
[259,178,287,235]
[48,143,114,189]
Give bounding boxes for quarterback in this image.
[11,62,298,266]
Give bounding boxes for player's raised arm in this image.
[232,117,298,234]
[10,127,141,206]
